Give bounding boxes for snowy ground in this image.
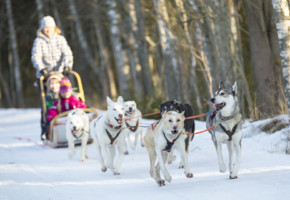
[0,109,290,200]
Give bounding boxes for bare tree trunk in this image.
[93,2,117,100]
[176,0,202,113]
[35,0,44,22]
[6,0,23,107]
[153,0,182,101]
[121,0,142,99]
[106,0,130,98]
[134,0,155,96]
[68,0,96,72]
[244,0,288,118]
[272,0,290,113]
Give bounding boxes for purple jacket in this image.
[47,95,87,122]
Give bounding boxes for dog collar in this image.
[162,131,180,152]
[218,112,235,121]
[106,122,122,130]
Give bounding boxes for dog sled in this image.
[39,70,98,148]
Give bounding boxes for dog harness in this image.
[219,124,238,141]
[105,129,122,145]
[162,131,180,152]
[125,120,139,132]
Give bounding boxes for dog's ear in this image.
[172,99,178,105]
[107,96,113,106]
[180,111,185,117]
[232,82,237,96]
[163,109,167,115]
[219,81,225,89]
[117,96,124,104]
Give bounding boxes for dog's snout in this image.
[211,98,215,103]
[73,126,76,130]
[129,107,132,112]
[119,114,123,118]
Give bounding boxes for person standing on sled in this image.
[31,15,73,140]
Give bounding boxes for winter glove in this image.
[40,69,48,76]
[63,66,71,76]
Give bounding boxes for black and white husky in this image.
[206,82,243,179]
[90,96,126,175]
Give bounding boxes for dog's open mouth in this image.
[115,117,123,124]
[171,129,178,135]
[214,102,226,110]
[71,128,79,135]
[126,111,134,115]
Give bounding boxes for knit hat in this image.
[59,78,72,93]
[47,74,62,85]
[40,16,55,30]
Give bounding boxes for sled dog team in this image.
[65,82,243,186]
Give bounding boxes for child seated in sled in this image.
[45,74,62,109]
[43,78,87,139]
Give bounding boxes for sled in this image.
[39,70,98,148]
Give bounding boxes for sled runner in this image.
[39,70,98,148]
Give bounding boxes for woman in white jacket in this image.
[31,15,73,140]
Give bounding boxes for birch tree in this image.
[272,0,290,113]
[6,0,23,107]
[107,0,130,98]
[134,0,154,97]
[153,0,182,101]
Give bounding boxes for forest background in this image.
[0,0,289,120]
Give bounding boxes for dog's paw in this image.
[229,175,238,179]
[157,179,165,186]
[219,163,226,173]
[185,172,194,178]
[101,167,107,172]
[164,174,172,183]
[179,162,184,169]
[114,172,120,175]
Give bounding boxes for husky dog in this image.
[66,109,90,162]
[144,111,193,186]
[123,100,143,154]
[90,96,125,175]
[160,99,195,166]
[206,82,243,179]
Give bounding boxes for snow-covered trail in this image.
[0,109,290,200]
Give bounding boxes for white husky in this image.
[90,96,125,175]
[123,100,143,154]
[143,111,193,186]
[206,82,243,179]
[66,109,90,162]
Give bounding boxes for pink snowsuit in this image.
[47,95,87,122]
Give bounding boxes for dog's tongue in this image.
[215,103,225,109]
[71,129,78,134]
[117,118,123,124]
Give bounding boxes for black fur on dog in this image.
[160,99,195,152]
